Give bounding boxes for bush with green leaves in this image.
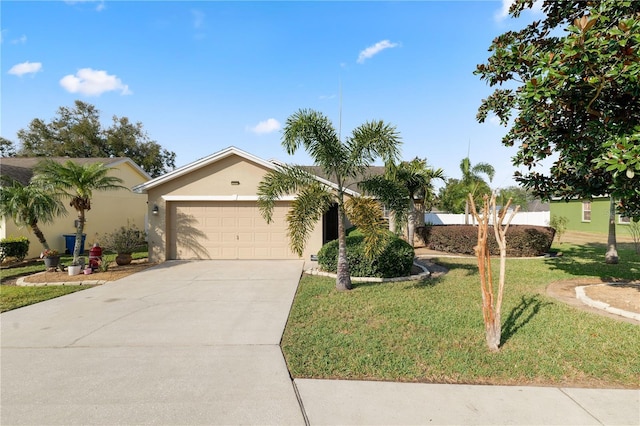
[317,231,414,278]
[101,223,147,254]
[0,236,30,262]
[423,225,555,257]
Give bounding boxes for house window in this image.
[582,201,591,222]
[619,215,631,224]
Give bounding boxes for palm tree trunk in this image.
[464,199,470,225]
[605,195,619,264]
[29,221,50,251]
[73,211,85,264]
[335,205,352,291]
[407,198,416,248]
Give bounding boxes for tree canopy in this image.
[475,0,640,219]
[16,100,176,178]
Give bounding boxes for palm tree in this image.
[258,109,401,291]
[460,157,495,224]
[0,176,67,251]
[361,158,444,247]
[33,160,126,264]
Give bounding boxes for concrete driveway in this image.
[1,260,306,425]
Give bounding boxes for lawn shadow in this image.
[500,295,553,346]
[545,243,640,282]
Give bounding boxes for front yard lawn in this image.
[281,243,640,388]
[0,285,94,312]
[0,249,149,312]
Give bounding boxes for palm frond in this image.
[257,164,323,223]
[286,183,334,256]
[344,197,388,259]
[33,159,126,201]
[346,120,401,176]
[282,109,347,173]
[359,175,409,216]
[0,177,67,228]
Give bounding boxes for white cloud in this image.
[249,118,281,134]
[495,0,543,22]
[357,40,399,64]
[192,9,205,29]
[11,35,27,44]
[8,61,42,77]
[59,68,131,96]
[64,0,105,12]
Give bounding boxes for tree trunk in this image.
[605,195,619,264]
[464,199,470,225]
[30,221,50,251]
[73,211,85,264]
[335,205,352,291]
[469,194,519,353]
[407,198,416,248]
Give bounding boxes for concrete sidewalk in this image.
[295,379,639,425]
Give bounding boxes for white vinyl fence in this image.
[425,211,550,227]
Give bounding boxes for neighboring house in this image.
[1,157,151,259]
[133,146,360,262]
[550,196,631,235]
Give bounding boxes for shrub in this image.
[422,225,555,257]
[101,223,147,254]
[549,215,569,243]
[317,232,415,278]
[0,236,30,262]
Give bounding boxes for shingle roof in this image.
[300,166,386,193]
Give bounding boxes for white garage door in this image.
[168,201,298,260]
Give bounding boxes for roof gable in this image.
[133,146,360,196]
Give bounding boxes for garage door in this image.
[168,201,298,260]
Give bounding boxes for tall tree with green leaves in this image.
[16,100,176,177]
[361,157,444,247]
[0,177,67,252]
[33,160,126,264]
[476,0,640,263]
[0,137,17,157]
[258,109,401,291]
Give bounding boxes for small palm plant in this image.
[0,176,67,251]
[258,109,401,291]
[33,160,126,265]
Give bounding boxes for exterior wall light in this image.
[152,204,159,215]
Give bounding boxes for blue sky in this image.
[2,0,545,189]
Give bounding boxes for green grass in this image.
[281,242,640,388]
[0,285,92,312]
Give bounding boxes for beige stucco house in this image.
[1,157,150,259]
[133,146,357,262]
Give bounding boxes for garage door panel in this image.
[169,201,298,260]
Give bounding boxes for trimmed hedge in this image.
[0,236,30,262]
[317,232,415,278]
[421,225,555,257]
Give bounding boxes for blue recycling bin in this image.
[63,234,86,255]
